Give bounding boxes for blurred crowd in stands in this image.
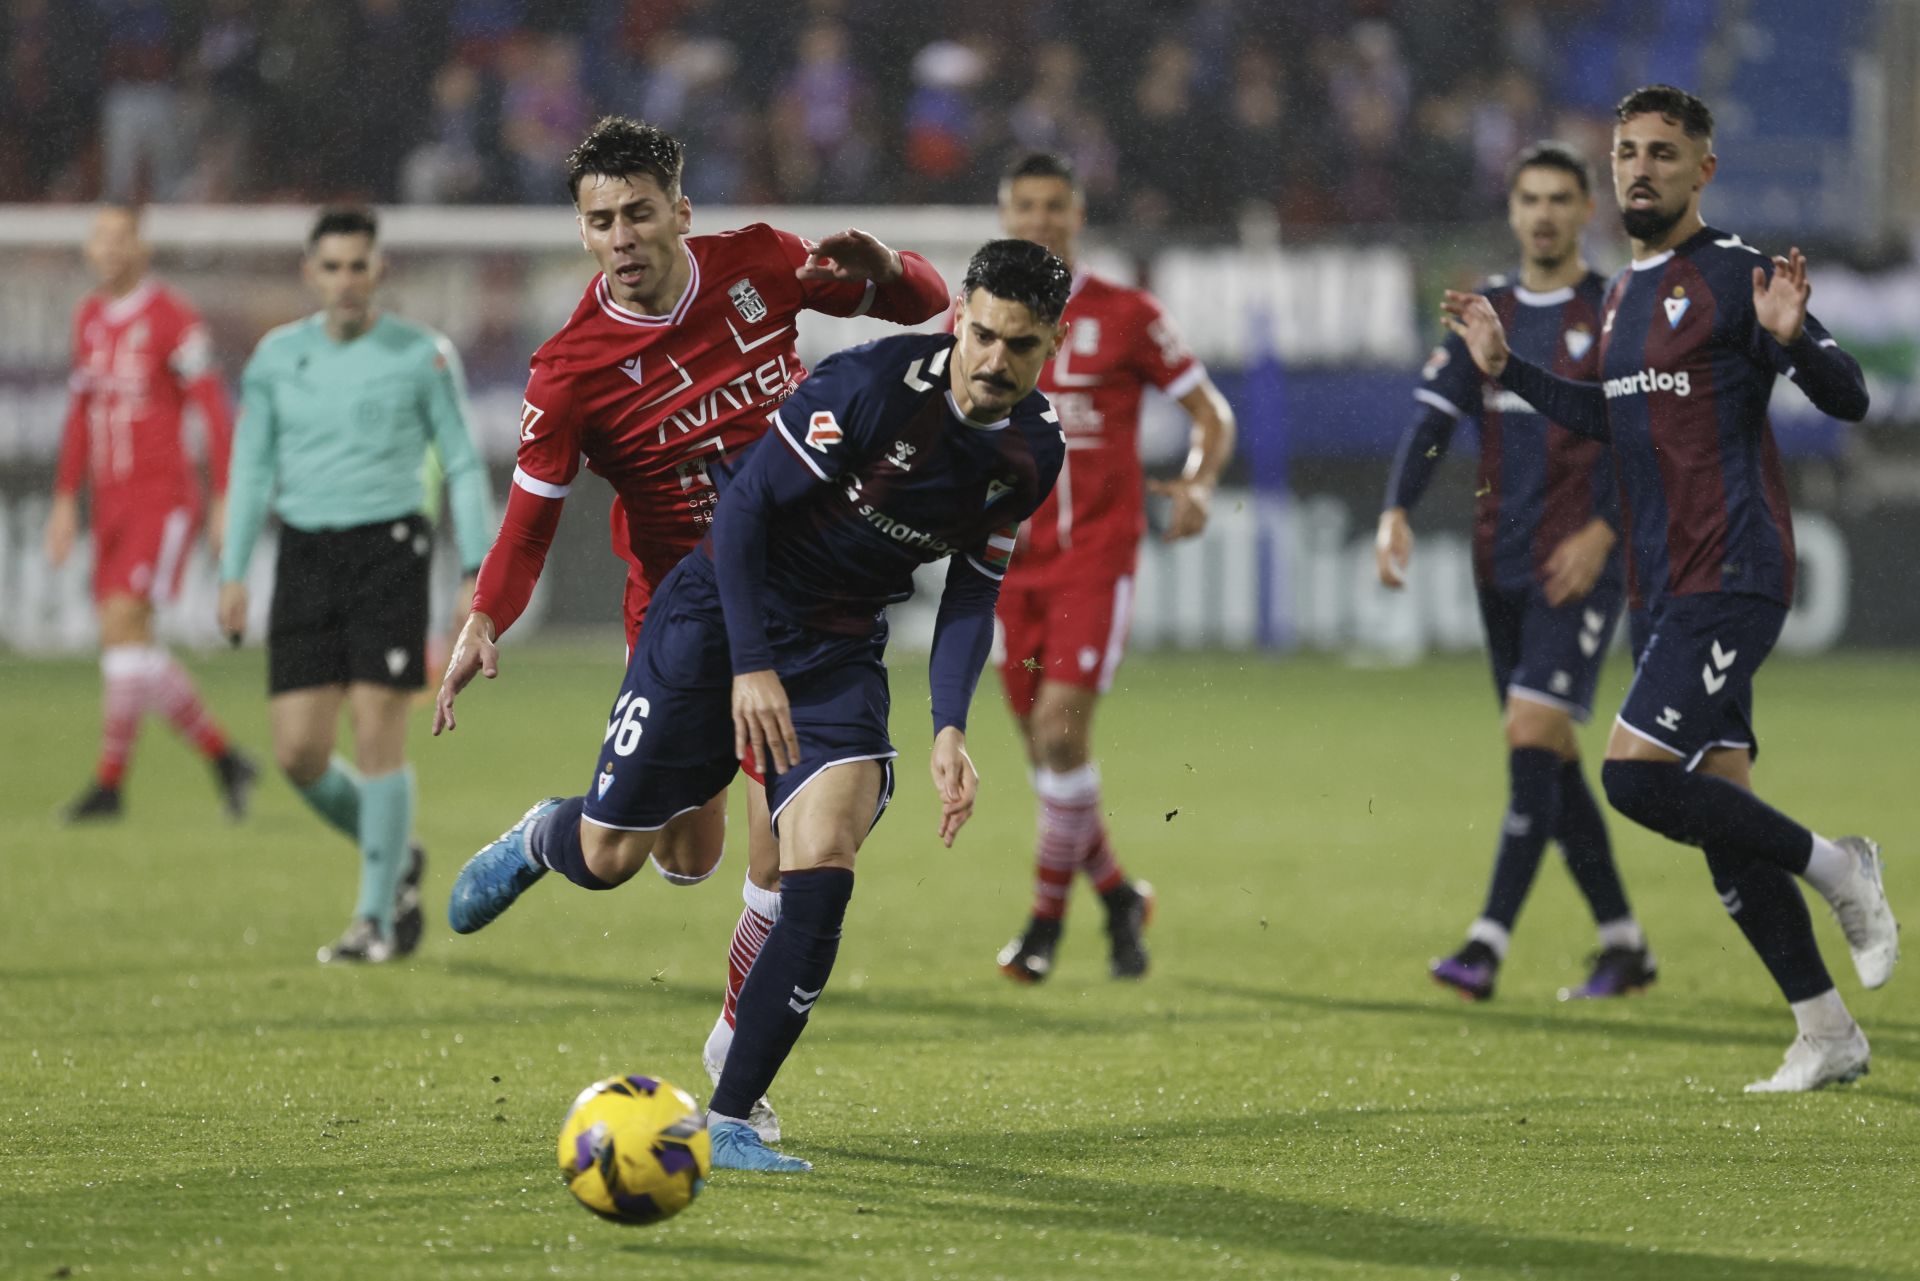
[0,0,1718,229]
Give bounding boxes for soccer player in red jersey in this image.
[46,204,257,823]
[434,117,947,1136]
[989,154,1237,983]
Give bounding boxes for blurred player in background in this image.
[219,205,495,965]
[47,203,257,824]
[1379,142,1654,1002]
[446,239,1068,1171]
[1444,86,1894,1092]
[989,153,1236,984]
[432,116,948,1138]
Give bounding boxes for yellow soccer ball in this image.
[556,1074,711,1225]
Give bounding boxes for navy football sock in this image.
[526,796,613,890]
[1479,748,1561,930]
[1556,758,1633,924]
[1704,843,1834,1002]
[1601,760,1813,873]
[709,867,854,1120]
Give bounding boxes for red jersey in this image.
[55,279,235,512]
[1005,271,1202,586]
[474,223,948,635]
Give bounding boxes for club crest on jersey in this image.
[1564,324,1593,360]
[985,478,1014,507]
[1663,286,1690,329]
[597,764,615,799]
[729,278,768,325]
[806,410,842,452]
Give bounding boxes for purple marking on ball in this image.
[626,1074,659,1094]
[654,1142,698,1177]
[574,1131,597,1172]
[611,1189,661,1220]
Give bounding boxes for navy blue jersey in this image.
[1391,272,1620,593]
[719,332,1062,630]
[1596,226,1860,608]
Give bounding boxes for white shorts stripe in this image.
[148,506,193,606]
[1097,575,1135,694]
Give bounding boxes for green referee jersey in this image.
[221,312,496,583]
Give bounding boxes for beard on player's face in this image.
[1620,199,1686,242]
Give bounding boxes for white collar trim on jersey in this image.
[595,245,700,327]
[1512,284,1574,307]
[946,389,1009,431]
[1630,249,1676,272]
[101,278,157,324]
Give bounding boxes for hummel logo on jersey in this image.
[1565,324,1593,360]
[1579,608,1606,657]
[618,355,644,386]
[729,278,768,324]
[985,478,1014,507]
[1603,366,1692,399]
[1703,639,1738,694]
[519,400,545,442]
[887,440,917,471]
[903,345,952,392]
[1663,287,1691,329]
[788,984,822,1015]
[806,410,842,451]
[1657,706,1683,731]
[1719,886,1743,915]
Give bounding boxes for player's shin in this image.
[1477,747,1563,934]
[1704,843,1835,1004]
[296,756,363,841]
[528,797,616,889]
[1555,758,1639,940]
[352,766,415,935]
[708,867,852,1123]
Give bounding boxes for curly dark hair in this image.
[1614,85,1714,141]
[565,116,685,202]
[961,239,1073,325]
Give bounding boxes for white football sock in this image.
[1800,834,1851,898]
[1789,989,1854,1040]
[1467,918,1511,961]
[1595,917,1646,952]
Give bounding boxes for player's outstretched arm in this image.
[432,609,499,736]
[930,727,978,848]
[798,229,903,284]
[797,230,950,323]
[1444,291,1610,441]
[44,493,78,567]
[1754,248,1871,422]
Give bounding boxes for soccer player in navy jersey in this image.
[1444,86,1895,1093]
[445,239,1067,1166]
[1382,142,1653,1003]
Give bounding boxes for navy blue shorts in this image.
[1616,592,1786,768]
[581,555,897,836]
[1476,582,1623,722]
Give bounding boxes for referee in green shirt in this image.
[219,206,496,964]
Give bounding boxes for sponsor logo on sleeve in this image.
[805,410,842,451]
[519,400,545,441]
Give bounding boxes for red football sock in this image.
[1031,765,1100,920]
[1083,820,1129,896]
[721,878,780,1030]
[94,646,146,789]
[145,647,229,759]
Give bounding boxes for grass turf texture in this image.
[2,645,1916,1281]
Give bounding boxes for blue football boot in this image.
[709,1119,811,1172]
[448,798,561,934]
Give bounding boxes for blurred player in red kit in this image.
[987,154,1237,983]
[46,204,256,823]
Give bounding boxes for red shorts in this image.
[996,572,1135,718]
[92,500,198,606]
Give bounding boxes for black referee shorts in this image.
[268,515,431,695]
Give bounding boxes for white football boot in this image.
[1744,1025,1870,1094]
[704,1036,782,1143]
[1819,836,1898,989]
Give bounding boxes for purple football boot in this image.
[1429,941,1498,1001]
[1559,945,1658,1000]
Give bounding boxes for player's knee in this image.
[1601,758,1679,836]
[650,838,723,883]
[579,824,651,885]
[277,742,331,787]
[1032,717,1091,772]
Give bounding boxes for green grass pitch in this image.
[2,644,1916,1280]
